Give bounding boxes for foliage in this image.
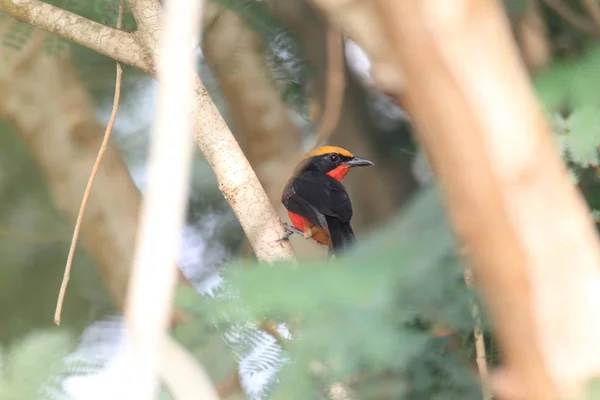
[535,45,600,170]
[172,185,482,399]
[0,330,76,400]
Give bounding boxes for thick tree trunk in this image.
[375,1,600,398]
[307,0,600,397]
[0,24,189,314]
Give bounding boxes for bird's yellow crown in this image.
[302,146,354,160]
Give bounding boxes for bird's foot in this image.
[278,223,304,242]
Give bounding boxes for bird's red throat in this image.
[327,165,350,182]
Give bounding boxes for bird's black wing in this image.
[282,170,353,229]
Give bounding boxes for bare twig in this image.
[541,0,597,35]
[582,0,600,34]
[122,0,205,397]
[311,23,345,149]
[463,265,492,400]
[54,0,125,326]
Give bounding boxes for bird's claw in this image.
[277,223,304,242]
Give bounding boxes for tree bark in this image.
[0,24,189,314]
[308,0,600,397]
[374,0,600,398]
[202,4,320,257]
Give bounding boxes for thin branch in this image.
[582,0,600,34]
[122,0,205,397]
[541,0,597,35]
[311,23,345,149]
[189,74,295,262]
[0,0,153,73]
[463,265,492,400]
[54,0,125,326]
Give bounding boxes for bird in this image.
[281,145,374,255]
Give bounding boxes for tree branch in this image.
[128,0,164,47]
[190,75,295,261]
[130,0,296,262]
[0,0,296,263]
[0,0,153,73]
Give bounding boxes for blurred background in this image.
[1,0,600,399]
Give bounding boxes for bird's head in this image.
[299,146,374,181]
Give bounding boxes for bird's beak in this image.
[344,156,374,168]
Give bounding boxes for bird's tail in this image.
[326,216,356,254]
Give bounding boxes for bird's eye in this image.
[329,154,339,163]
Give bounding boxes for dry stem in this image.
[54,0,125,326]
